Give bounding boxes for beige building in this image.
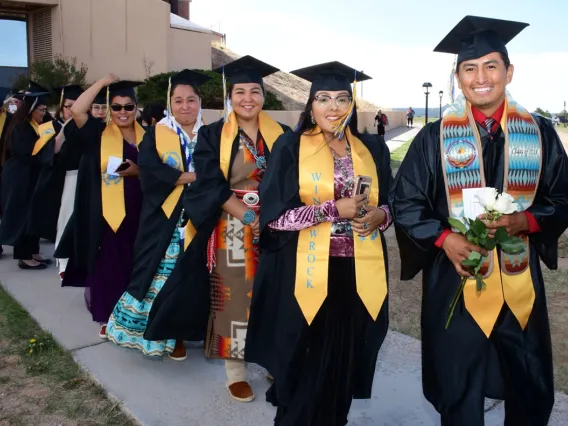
[0,0,224,81]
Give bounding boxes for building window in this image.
[32,9,53,62]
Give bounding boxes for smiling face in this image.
[311,90,352,135]
[456,52,513,116]
[171,84,200,127]
[91,104,107,120]
[110,96,136,128]
[230,83,264,121]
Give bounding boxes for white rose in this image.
[494,192,518,214]
[475,187,498,211]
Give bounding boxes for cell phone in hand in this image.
[354,175,372,197]
[115,162,130,173]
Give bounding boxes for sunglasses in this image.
[110,104,136,112]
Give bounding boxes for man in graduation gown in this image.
[389,16,568,425]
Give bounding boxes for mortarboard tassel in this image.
[222,65,230,123]
[166,76,172,118]
[331,70,358,140]
[105,86,111,125]
[59,88,65,111]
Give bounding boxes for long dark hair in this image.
[295,93,359,138]
[3,97,37,158]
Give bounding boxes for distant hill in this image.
[212,43,384,112]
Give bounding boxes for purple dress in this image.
[61,116,143,324]
[84,141,142,323]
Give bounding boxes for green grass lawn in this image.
[556,125,568,134]
[390,138,414,170]
[0,285,138,425]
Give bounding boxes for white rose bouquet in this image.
[445,188,527,329]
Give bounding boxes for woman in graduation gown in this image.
[0,84,53,270]
[27,85,85,248]
[107,69,211,361]
[245,63,392,426]
[145,56,290,402]
[56,75,145,338]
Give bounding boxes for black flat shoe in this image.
[18,261,47,270]
[34,258,53,265]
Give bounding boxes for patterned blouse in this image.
[269,150,391,257]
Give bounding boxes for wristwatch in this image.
[242,209,256,225]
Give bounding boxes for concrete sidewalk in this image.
[384,125,422,152]
[1,242,567,425]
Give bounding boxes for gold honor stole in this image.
[440,96,542,337]
[32,121,57,156]
[100,121,145,232]
[154,125,185,218]
[183,110,284,250]
[295,127,387,325]
[0,111,6,140]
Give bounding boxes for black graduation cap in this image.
[170,69,212,88]
[290,61,371,95]
[108,80,144,100]
[54,84,84,102]
[93,87,107,105]
[213,55,279,85]
[11,90,26,101]
[433,15,529,65]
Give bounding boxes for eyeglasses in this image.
[110,104,136,112]
[62,104,73,110]
[313,94,352,109]
[35,108,47,113]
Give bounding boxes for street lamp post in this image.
[423,82,432,124]
[439,90,444,118]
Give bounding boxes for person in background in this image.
[246,62,392,426]
[107,69,210,361]
[28,86,84,249]
[406,107,415,128]
[374,109,388,137]
[390,16,568,425]
[56,76,145,339]
[91,88,108,122]
[0,82,51,269]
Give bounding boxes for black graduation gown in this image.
[0,122,41,245]
[54,117,110,274]
[244,131,392,405]
[145,118,290,341]
[0,112,12,217]
[125,126,185,301]
[389,116,568,425]
[27,121,66,242]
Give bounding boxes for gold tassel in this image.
[167,76,172,116]
[105,86,111,125]
[59,88,65,111]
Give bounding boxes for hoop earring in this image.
[310,115,315,124]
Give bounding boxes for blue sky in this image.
[0,19,27,67]
[2,0,567,110]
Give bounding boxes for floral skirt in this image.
[107,219,182,357]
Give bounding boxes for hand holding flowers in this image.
[444,188,527,329]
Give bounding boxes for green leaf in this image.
[484,239,497,251]
[467,251,482,261]
[494,227,509,244]
[462,258,480,268]
[476,275,484,291]
[470,219,487,236]
[448,218,467,235]
[478,237,487,246]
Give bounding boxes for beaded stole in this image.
[440,93,542,336]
